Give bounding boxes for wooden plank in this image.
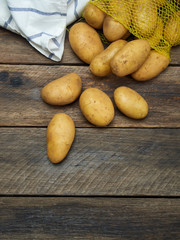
[170,45,180,65]
[0,197,179,239]
[0,127,179,196]
[0,65,179,127]
[0,27,180,65]
[0,28,83,65]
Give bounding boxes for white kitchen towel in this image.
[0,0,89,61]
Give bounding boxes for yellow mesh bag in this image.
[89,0,180,59]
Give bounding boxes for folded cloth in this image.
[0,0,89,61]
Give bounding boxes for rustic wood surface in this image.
[0,197,180,240]
[0,65,179,127]
[0,128,179,196]
[0,25,180,239]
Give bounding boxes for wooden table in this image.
[0,27,180,239]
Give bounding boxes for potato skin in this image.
[103,15,129,42]
[131,50,170,81]
[147,16,163,46]
[133,0,157,37]
[114,86,148,119]
[83,3,106,29]
[164,11,180,46]
[110,39,151,77]
[121,31,131,40]
[109,0,131,27]
[41,73,82,105]
[90,40,127,77]
[69,22,104,64]
[47,113,75,164]
[79,88,114,127]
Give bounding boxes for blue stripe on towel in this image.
[52,38,60,48]
[74,0,79,19]
[67,0,72,4]
[27,33,60,49]
[27,32,53,41]
[4,15,13,28]
[8,7,67,17]
[48,53,54,59]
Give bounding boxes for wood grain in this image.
[0,27,180,65]
[0,127,179,196]
[0,64,179,127]
[0,197,179,239]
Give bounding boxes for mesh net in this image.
[89,0,180,59]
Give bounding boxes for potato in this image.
[83,3,106,29]
[110,39,151,77]
[103,15,129,42]
[131,50,170,81]
[164,11,180,46]
[147,16,163,46]
[41,73,82,105]
[90,40,127,77]
[47,113,75,164]
[133,0,157,37]
[121,31,131,40]
[109,0,131,27]
[69,22,104,64]
[114,86,148,119]
[79,88,114,127]
[103,0,131,42]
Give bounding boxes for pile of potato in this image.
[41,71,149,164]
[70,2,180,81]
[41,1,179,164]
[42,83,149,165]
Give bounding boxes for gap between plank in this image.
[0,194,179,198]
